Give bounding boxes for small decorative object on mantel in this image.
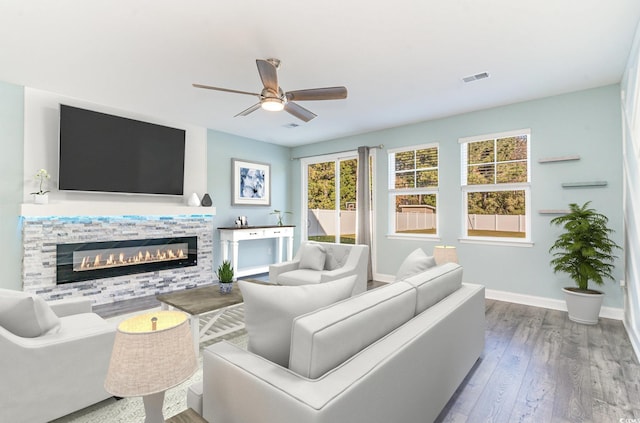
[216,260,235,294]
[201,193,213,207]
[30,168,51,204]
[270,209,292,226]
[187,192,201,207]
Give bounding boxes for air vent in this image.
[283,123,300,129]
[463,72,490,83]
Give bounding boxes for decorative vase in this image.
[201,193,212,207]
[562,287,604,325]
[34,193,49,204]
[187,192,201,207]
[219,282,233,294]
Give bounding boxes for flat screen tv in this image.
[58,104,186,196]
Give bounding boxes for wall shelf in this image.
[538,155,581,163]
[20,202,216,217]
[561,181,608,188]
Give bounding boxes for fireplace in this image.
[56,236,198,284]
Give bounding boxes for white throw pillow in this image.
[298,243,327,271]
[395,248,437,281]
[0,290,61,338]
[238,275,356,367]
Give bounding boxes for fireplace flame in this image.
[76,247,187,271]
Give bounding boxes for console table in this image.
[218,225,295,279]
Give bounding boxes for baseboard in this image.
[623,319,640,362]
[485,288,624,320]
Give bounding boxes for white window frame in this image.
[387,143,440,240]
[459,129,532,246]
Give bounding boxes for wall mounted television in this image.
[58,104,186,196]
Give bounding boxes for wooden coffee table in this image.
[156,284,244,354]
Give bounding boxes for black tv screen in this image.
[58,104,186,196]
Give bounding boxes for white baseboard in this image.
[485,288,624,320]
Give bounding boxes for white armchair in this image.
[269,242,369,296]
[0,289,116,423]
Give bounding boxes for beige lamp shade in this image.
[104,310,198,397]
[433,246,458,265]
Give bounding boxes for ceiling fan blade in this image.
[285,86,348,101]
[234,103,262,117]
[192,83,260,97]
[256,59,279,93]
[284,102,317,122]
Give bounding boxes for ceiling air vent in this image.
[283,123,300,129]
[463,72,490,83]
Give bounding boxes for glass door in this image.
[304,155,358,244]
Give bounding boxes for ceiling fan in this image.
[193,58,347,122]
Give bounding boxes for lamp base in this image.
[143,391,165,423]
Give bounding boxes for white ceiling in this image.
[1,1,639,147]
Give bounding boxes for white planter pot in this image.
[562,287,604,325]
[33,193,49,204]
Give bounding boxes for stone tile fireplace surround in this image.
[21,203,215,305]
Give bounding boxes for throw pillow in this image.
[395,248,437,281]
[0,290,61,338]
[298,242,326,271]
[238,275,356,367]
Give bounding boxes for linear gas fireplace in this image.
[56,236,198,284]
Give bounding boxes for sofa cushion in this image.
[395,248,436,281]
[298,243,327,271]
[238,275,356,367]
[403,262,463,314]
[0,290,61,338]
[324,244,350,271]
[289,281,416,379]
[277,269,323,286]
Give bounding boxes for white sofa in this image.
[269,241,369,296]
[197,263,485,423]
[0,290,116,423]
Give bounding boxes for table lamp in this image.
[433,245,459,265]
[104,310,198,423]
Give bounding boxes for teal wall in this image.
[290,85,624,308]
[0,81,24,290]
[206,129,291,270]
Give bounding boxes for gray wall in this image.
[290,85,624,308]
[206,129,291,270]
[0,81,24,290]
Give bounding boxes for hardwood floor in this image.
[435,299,640,423]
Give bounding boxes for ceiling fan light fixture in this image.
[261,97,285,112]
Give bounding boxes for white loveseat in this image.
[0,290,116,423]
[198,263,485,423]
[269,241,369,296]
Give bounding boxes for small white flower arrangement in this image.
[31,169,51,202]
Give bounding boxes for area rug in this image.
[51,326,248,423]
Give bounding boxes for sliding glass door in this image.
[303,154,358,244]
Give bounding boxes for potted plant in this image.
[216,260,234,294]
[31,168,51,204]
[270,209,292,226]
[549,201,621,324]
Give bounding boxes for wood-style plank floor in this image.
[435,299,640,423]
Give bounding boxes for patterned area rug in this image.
[51,313,248,423]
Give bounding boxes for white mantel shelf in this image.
[20,202,216,217]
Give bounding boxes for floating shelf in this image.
[561,181,608,188]
[538,209,570,215]
[538,155,581,163]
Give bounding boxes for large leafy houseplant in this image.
[549,202,620,293]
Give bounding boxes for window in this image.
[388,144,439,237]
[460,130,530,242]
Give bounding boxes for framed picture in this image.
[231,158,271,206]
